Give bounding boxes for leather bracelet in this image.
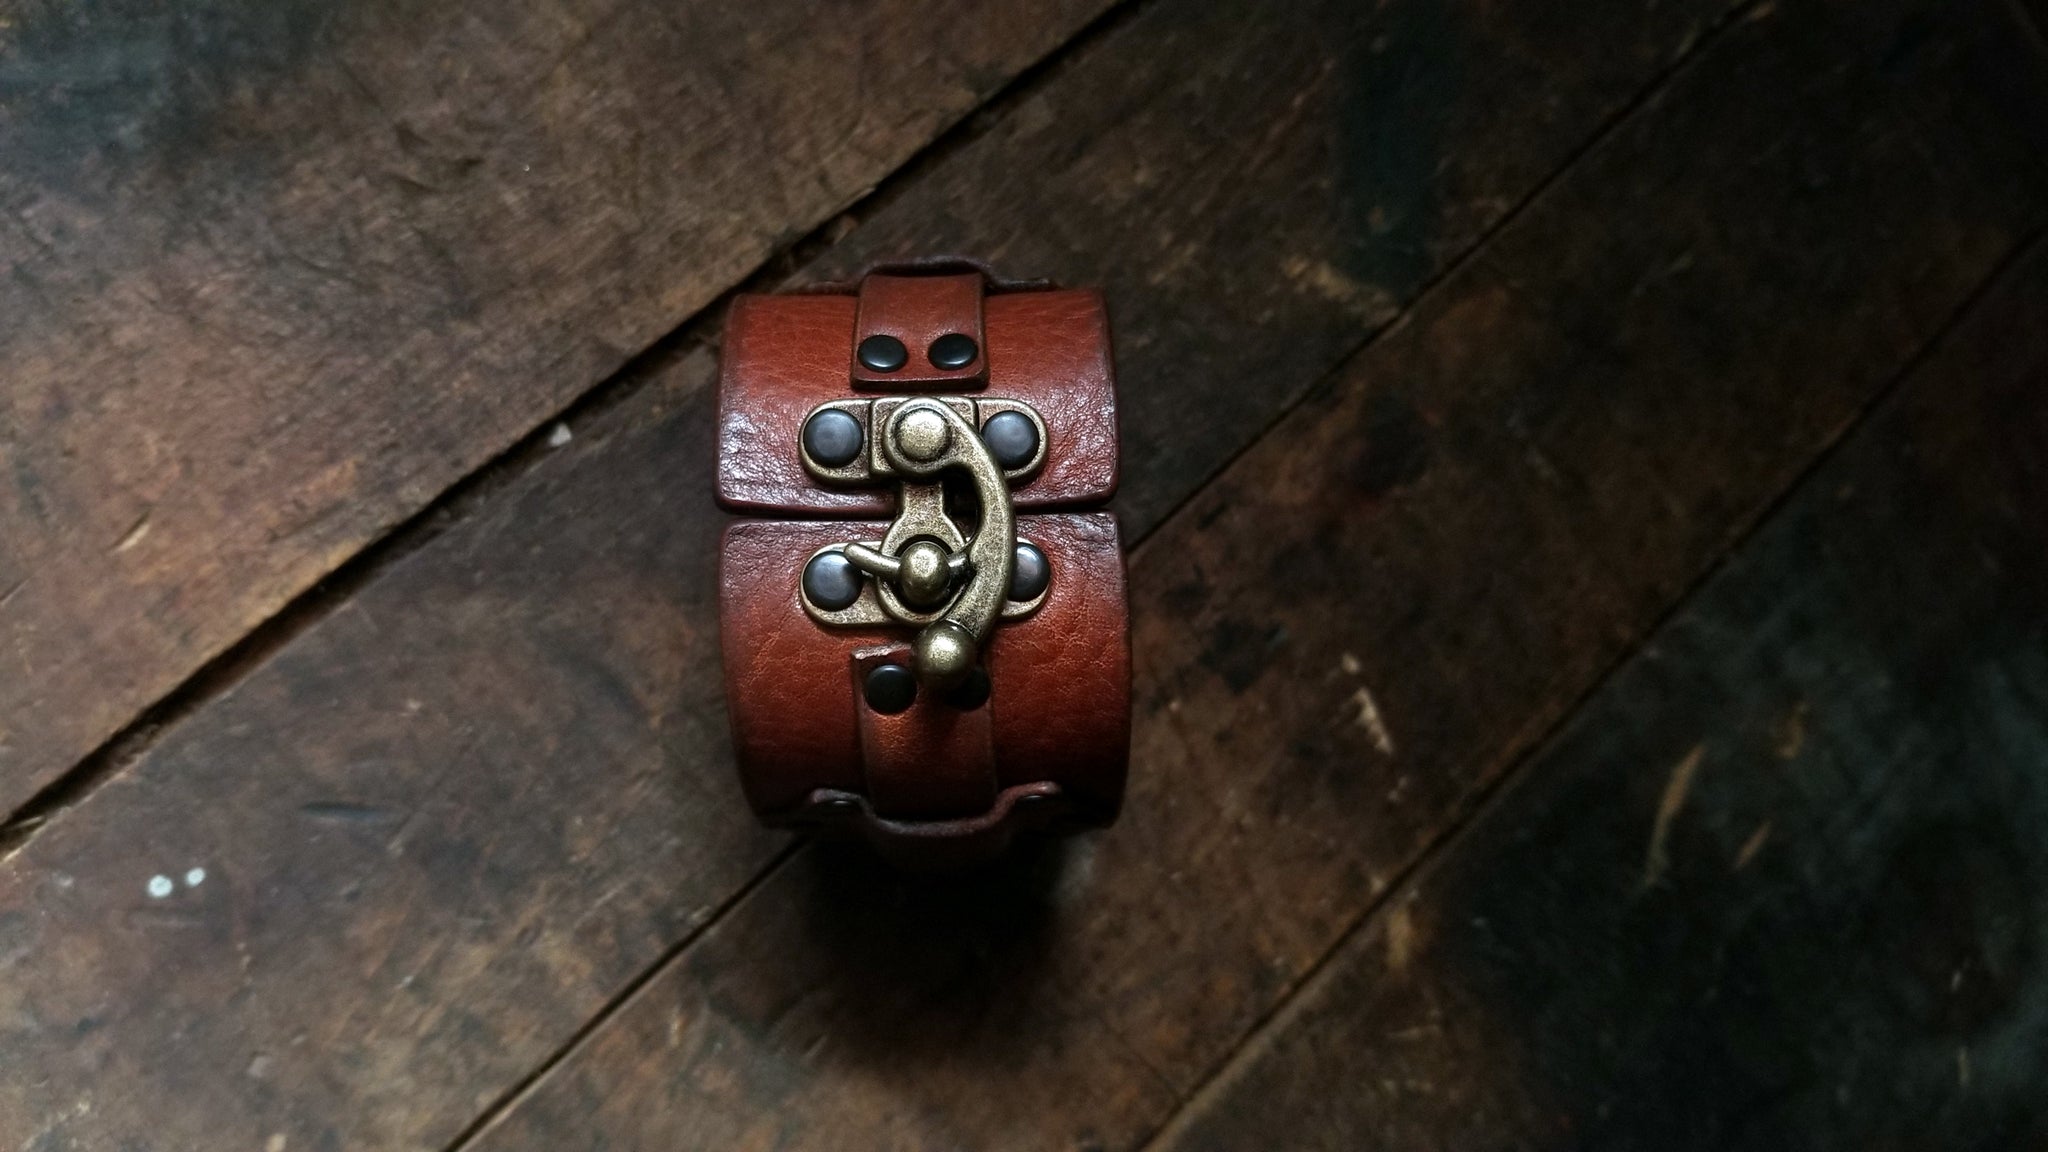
[715,260,1130,867]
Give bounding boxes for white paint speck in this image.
[545,422,572,448]
[268,1134,289,1152]
[146,875,174,899]
[184,867,207,888]
[1349,686,1397,756]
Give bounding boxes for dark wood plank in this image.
[2023,0,2048,42]
[0,357,770,1150]
[470,2,2048,1149]
[0,0,1748,1147]
[1153,232,2048,1152]
[811,0,1735,540]
[0,0,1112,812]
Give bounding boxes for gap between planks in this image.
[441,2,1794,1147]
[0,0,1157,865]
[1134,220,2048,1152]
[2011,0,2048,54]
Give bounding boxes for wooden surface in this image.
[1,0,2045,1149]
[0,0,1112,811]
[1152,230,2048,1152]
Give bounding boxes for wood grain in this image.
[1151,233,2048,1152]
[0,0,1112,813]
[809,0,1738,540]
[467,1,2048,1148]
[0,0,1751,1146]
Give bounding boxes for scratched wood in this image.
[1151,235,2048,1152]
[807,0,1740,539]
[0,0,1753,1147]
[0,0,1112,813]
[467,2,2048,1149]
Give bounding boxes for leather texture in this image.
[851,641,998,818]
[716,265,1128,865]
[719,513,1130,826]
[717,288,1120,516]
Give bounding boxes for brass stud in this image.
[893,405,952,463]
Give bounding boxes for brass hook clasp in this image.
[794,395,1050,689]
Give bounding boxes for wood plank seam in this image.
[2011,0,2048,52]
[1124,0,1767,574]
[436,840,805,1152]
[1134,220,2048,1152]
[0,0,1160,864]
[1,0,1144,815]
[430,5,1803,1146]
[305,0,2048,1140]
[0,0,1775,1139]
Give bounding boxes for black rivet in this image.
[802,408,863,467]
[1009,542,1050,602]
[928,333,978,370]
[802,551,863,611]
[863,663,918,714]
[857,334,907,372]
[982,410,1041,470]
[944,665,992,711]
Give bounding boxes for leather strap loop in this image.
[850,643,998,819]
[851,272,988,391]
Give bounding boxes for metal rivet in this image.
[897,539,955,608]
[802,409,863,467]
[802,551,863,611]
[914,621,977,690]
[928,333,978,370]
[857,334,907,372]
[1009,542,1050,602]
[944,665,992,711]
[893,406,952,463]
[863,663,918,714]
[982,410,1040,470]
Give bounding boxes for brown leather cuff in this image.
[715,263,1130,866]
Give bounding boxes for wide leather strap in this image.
[715,263,1128,865]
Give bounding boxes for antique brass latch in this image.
[795,395,1051,691]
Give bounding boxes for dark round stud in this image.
[944,665,992,711]
[928,332,979,370]
[982,410,1041,470]
[801,408,864,468]
[802,551,863,611]
[857,334,907,373]
[1009,542,1050,602]
[863,663,918,714]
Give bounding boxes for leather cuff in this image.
[715,261,1130,866]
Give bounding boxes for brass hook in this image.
[794,395,1051,687]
